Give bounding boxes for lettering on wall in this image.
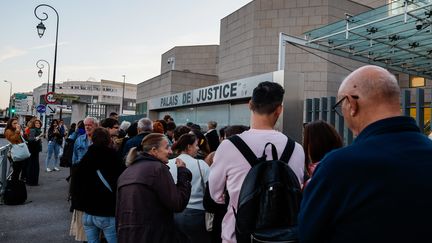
[159,91,193,108]
[195,82,238,103]
[160,95,178,107]
[148,71,281,110]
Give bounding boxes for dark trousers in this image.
[10,159,25,181]
[174,208,210,243]
[26,151,40,185]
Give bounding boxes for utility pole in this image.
[121,75,126,115]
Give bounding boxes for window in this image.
[410,76,425,88]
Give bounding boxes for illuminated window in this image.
[409,76,425,88]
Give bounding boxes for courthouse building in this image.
[137,0,431,141]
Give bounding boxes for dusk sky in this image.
[0,0,252,108]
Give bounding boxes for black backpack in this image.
[228,135,302,243]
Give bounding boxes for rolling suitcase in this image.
[3,178,27,205]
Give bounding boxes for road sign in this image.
[15,93,28,100]
[46,104,57,115]
[45,92,57,104]
[53,93,80,101]
[36,104,46,114]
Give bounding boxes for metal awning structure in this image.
[278,0,432,79]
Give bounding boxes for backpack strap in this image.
[280,137,295,164]
[227,135,258,167]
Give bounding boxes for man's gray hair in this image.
[84,116,99,126]
[138,118,153,132]
[208,120,217,129]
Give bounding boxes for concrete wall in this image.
[136,70,218,104]
[351,0,387,8]
[160,45,219,75]
[218,0,371,99]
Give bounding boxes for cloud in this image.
[0,47,27,63]
[29,41,70,50]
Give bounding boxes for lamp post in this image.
[4,80,12,118]
[36,59,51,94]
[34,4,59,93]
[36,59,50,134]
[121,75,126,115]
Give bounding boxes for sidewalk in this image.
[0,139,75,243]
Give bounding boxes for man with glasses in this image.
[299,65,432,243]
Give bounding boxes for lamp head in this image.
[36,21,46,38]
[416,19,423,30]
[38,69,43,78]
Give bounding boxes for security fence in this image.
[0,144,11,200]
[304,88,431,145]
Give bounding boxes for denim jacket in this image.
[72,134,91,165]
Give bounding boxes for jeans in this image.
[45,141,60,169]
[174,208,210,243]
[82,213,117,243]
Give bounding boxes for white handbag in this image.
[197,160,214,232]
[10,136,31,161]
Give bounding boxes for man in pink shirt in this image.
[209,81,305,243]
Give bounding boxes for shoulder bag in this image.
[10,135,31,162]
[96,169,112,192]
[197,160,214,232]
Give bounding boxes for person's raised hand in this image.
[175,158,186,168]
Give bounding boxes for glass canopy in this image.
[303,0,432,78]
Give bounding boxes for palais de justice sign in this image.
[150,71,279,110]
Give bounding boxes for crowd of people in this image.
[4,65,432,243]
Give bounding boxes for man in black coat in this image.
[122,118,152,158]
[205,120,220,152]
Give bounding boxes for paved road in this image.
[0,138,76,243]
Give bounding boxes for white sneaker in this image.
[53,167,60,171]
[46,168,52,172]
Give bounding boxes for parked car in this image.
[0,123,6,137]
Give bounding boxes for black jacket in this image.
[205,129,220,152]
[72,144,124,216]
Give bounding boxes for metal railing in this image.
[0,144,11,198]
[304,88,432,145]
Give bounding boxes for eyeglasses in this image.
[332,95,359,117]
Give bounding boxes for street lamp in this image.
[121,75,126,115]
[36,59,50,134]
[4,80,12,118]
[36,59,51,94]
[34,4,59,93]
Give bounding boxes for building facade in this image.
[136,0,430,141]
[33,79,137,123]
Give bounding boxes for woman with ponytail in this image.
[168,133,211,243]
[116,133,192,243]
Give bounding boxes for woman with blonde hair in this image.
[116,133,192,243]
